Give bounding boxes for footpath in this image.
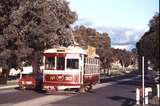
[0,79,18,90]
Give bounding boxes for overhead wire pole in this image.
[142,56,145,105]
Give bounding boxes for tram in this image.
[42,46,100,92]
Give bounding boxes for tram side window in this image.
[67,59,79,69]
[45,57,55,70]
[57,57,65,70]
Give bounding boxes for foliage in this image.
[0,0,77,83]
[137,13,159,71]
[73,25,112,69]
[111,48,136,67]
[73,25,110,48]
[0,0,77,69]
[73,25,136,70]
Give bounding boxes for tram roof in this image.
[44,46,87,54]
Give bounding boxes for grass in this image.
[7,79,18,85]
[100,69,133,79]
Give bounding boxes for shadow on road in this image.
[108,96,135,106]
[0,88,45,105]
[100,70,139,83]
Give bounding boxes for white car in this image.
[9,68,21,76]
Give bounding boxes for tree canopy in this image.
[73,25,112,69]
[0,0,77,84]
[0,0,77,70]
[137,13,159,71]
[73,25,111,49]
[111,48,136,67]
[73,25,136,70]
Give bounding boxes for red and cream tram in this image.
[43,46,100,92]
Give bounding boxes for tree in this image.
[73,25,111,49]
[0,0,77,84]
[111,48,135,71]
[73,25,112,74]
[137,13,159,73]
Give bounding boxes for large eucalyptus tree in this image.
[0,0,77,84]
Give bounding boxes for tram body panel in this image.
[42,46,100,91]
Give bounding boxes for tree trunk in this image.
[32,52,41,75]
[122,64,127,72]
[0,68,9,85]
[107,68,111,77]
[103,68,106,75]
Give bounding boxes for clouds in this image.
[103,27,144,43]
[68,0,158,50]
[72,18,147,50]
[73,18,94,27]
[68,0,158,30]
[96,26,147,50]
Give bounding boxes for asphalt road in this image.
[0,72,157,106]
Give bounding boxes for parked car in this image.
[18,72,43,90]
[18,73,36,89]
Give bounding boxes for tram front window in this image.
[67,59,79,69]
[56,57,65,70]
[45,57,55,70]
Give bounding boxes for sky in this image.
[68,0,159,50]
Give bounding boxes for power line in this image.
[112,41,137,45]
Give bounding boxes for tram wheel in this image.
[88,84,93,92]
[79,87,85,93]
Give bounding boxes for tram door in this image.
[66,53,81,84]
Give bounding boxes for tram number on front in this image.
[50,76,56,81]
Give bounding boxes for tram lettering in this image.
[50,76,56,80]
[65,76,72,81]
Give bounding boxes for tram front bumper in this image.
[43,82,81,91]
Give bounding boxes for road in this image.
[0,73,156,106]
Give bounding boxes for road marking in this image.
[0,85,18,90]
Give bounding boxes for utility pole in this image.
[142,56,145,105]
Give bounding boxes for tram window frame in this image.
[67,59,79,69]
[56,57,65,70]
[85,58,88,64]
[84,58,86,63]
[96,60,98,65]
[84,64,88,74]
[45,56,55,70]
